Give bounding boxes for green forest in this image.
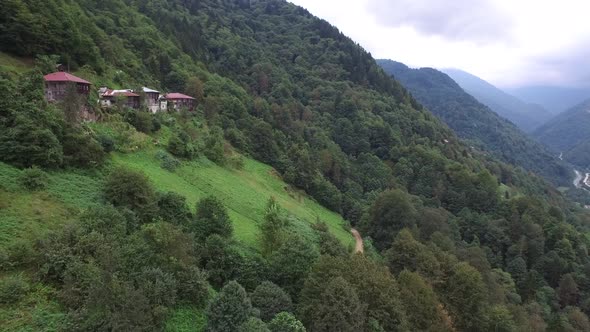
[377,60,572,187]
[0,0,590,331]
[534,99,590,168]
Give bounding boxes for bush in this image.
[0,274,30,304]
[157,191,192,225]
[227,155,245,170]
[239,317,270,332]
[156,150,181,172]
[204,126,226,164]
[267,312,305,332]
[104,167,158,223]
[225,128,250,152]
[61,129,106,168]
[122,109,156,134]
[167,131,198,159]
[97,133,116,153]
[18,166,49,191]
[5,239,37,269]
[0,110,64,168]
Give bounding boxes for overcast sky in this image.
[288,0,590,89]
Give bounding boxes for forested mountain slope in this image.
[534,99,590,167]
[378,60,571,186]
[444,68,552,132]
[1,1,590,331]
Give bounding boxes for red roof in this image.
[166,93,195,100]
[44,72,91,85]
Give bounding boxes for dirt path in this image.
[351,228,364,253]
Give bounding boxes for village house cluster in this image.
[43,71,196,113]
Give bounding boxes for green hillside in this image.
[0,117,350,330]
[0,151,351,252]
[112,151,352,247]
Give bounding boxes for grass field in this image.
[0,52,31,74]
[114,150,353,248]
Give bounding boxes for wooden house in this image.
[165,93,196,111]
[99,88,140,109]
[44,72,91,102]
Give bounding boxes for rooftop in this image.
[142,87,160,93]
[102,89,140,97]
[44,72,91,85]
[166,93,195,100]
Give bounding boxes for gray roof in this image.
[142,87,160,93]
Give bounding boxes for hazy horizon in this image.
[288,0,590,90]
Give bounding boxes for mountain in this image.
[1,1,590,331]
[533,99,590,166]
[508,85,590,114]
[443,68,552,132]
[378,60,571,186]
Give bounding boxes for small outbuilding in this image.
[142,87,161,113]
[100,88,141,109]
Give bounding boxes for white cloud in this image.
[288,0,590,88]
[366,0,514,44]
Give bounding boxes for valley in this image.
[0,0,590,331]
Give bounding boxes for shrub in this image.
[227,155,245,170]
[0,111,64,168]
[152,116,162,132]
[156,150,181,172]
[267,312,305,332]
[157,191,192,225]
[18,166,49,191]
[61,129,106,168]
[97,133,116,153]
[204,126,226,164]
[104,167,157,223]
[0,274,30,304]
[130,111,155,133]
[239,317,270,332]
[225,128,250,152]
[167,131,198,159]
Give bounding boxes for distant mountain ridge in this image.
[533,99,590,167]
[443,68,552,132]
[507,86,590,114]
[378,59,571,185]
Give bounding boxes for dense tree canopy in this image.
[1,0,590,331]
